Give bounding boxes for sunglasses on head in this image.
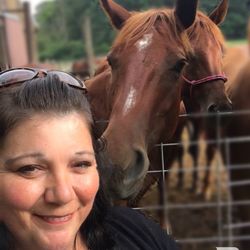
[0,67,87,93]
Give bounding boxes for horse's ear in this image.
[209,0,228,25]
[174,0,198,30]
[100,0,131,30]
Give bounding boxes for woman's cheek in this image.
[0,177,42,211]
[74,171,100,202]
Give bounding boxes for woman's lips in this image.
[34,213,74,224]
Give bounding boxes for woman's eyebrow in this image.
[75,151,95,157]
[4,153,44,165]
[3,151,96,166]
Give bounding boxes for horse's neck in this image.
[86,66,112,121]
[224,46,249,96]
[229,60,250,104]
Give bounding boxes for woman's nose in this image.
[44,173,75,205]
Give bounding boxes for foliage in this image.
[35,0,250,61]
[199,0,249,39]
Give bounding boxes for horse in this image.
[174,43,250,195]
[87,0,199,200]
[126,0,232,208]
[220,57,250,249]
[86,0,232,202]
[182,18,250,197]
[213,23,250,248]
[198,44,250,196]
[175,20,250,247]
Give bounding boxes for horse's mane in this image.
[188,12,225,49]
[112,8,191,55]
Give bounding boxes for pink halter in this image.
[182,73,228,97]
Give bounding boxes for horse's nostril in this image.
[208,102,233,113]
[135,149,144,168]
[125,148,149,181]
[208,104,219,113]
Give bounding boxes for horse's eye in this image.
[107,53,115,68]
[171,59,188,74]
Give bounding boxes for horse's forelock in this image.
[112,8,191,54]
[188,12,225,49]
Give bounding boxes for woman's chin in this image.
[35,231,76,250]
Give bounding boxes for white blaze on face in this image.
[123,86,137,115]
[136,33,153,51]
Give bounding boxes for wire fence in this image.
[96,110,250,249]
[133,111,250,250]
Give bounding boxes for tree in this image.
[35,0,249,61]
[200,0,249,39]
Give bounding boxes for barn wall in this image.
[3,13,28,67]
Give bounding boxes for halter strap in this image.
[182,73,227,86]
[182,73,228,99]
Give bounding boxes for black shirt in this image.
[106,206,179,250]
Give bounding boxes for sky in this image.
[20,0,52,14]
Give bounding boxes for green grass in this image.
[227,39,247,46]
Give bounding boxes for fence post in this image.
[0,14,9,70]
[82,15,95,77]
[23,2,33,63]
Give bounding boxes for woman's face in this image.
[0,113,99,250]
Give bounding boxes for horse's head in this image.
[99,0,198,199]
[181,0,232,113]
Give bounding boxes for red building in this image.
[0,0,33,69]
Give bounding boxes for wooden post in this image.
[31,27,38,63]
[0,15,9,70]
[23,1,33,63]
[82,15,95,77]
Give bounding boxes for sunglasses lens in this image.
[52,71,86,90]
[0,69,87,93]
[0,69,36,86]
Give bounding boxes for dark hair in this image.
[0,73,115,250]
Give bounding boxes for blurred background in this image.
[0,0,249,73]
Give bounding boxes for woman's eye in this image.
[16,165,41,177]
[73,161,92,169]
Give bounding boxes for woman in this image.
[0,68,178,250]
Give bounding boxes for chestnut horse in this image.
[181,19,250,197]
[206,21,250,248]
[87,0,198,200]
[127,0,232,207]
[220,57,250,249]
[86,0,232,201]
